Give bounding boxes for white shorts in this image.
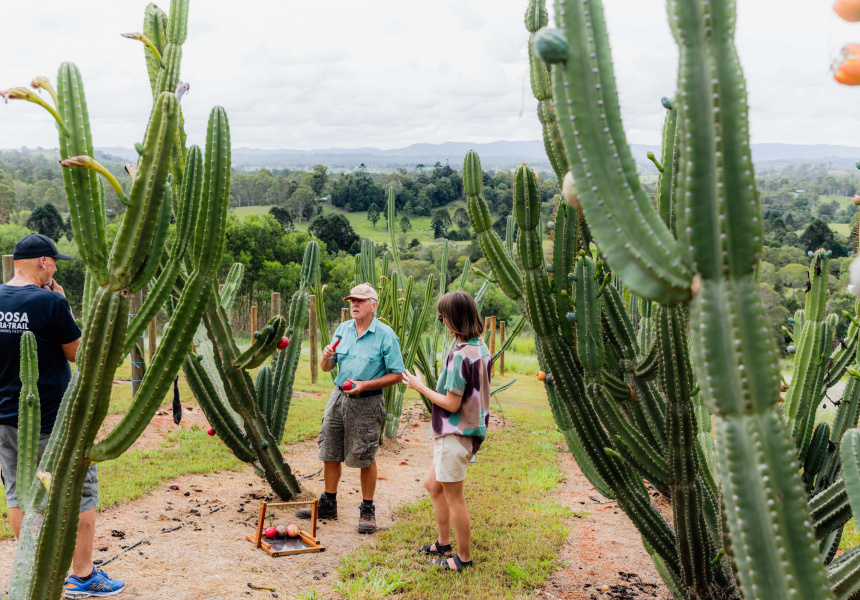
[433,435,474,483]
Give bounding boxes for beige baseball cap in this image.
[344,283,378,303]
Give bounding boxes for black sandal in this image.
[430,554,473,572]
[418,540,452,557]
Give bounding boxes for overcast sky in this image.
[0,0,857,151]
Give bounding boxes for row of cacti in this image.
[464,0,860,598]
[182,242,320,500]
[2,1,232,597]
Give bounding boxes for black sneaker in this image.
[358,503,377,534]
[296,495,337,520]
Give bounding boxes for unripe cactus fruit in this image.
[277,337,289,350]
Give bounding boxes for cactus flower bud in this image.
[37,470,52,492]
[833,44,860,85]
[0,86,69,137]
[60,156,129,205]
[787,345,797,354]
[30,76,58,107]
[562,172,581,210]
[532,27,569,64]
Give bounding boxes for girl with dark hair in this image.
[402,291,491,572]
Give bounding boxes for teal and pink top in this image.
[431,337,491,454]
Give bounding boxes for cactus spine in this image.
[183,242,320,499]
[3,2,231,597]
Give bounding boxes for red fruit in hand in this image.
[286,523,299,537]
[277,337,290,350]
[207,428,215,436]
[342,380,353,391]
[264,526,277,538]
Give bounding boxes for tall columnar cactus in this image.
[1,2,231,597]
[503,0,852,596]
[16,332,40,515]
[183,242,320,500]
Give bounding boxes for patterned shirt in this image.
[331,317,405,387]
[431,337,491,454]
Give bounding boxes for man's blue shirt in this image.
[331,317,405,387]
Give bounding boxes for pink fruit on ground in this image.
[286,523,299,538]
[264,526,277,538]
[277,336,290,350]
[207,428,215,436]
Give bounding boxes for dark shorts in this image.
[318,388,386,468]
[0,424,99,511]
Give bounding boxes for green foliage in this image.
[268,205,293,232]
[25,203,66,241]
[308,212,358,254]
[367,202,380,228]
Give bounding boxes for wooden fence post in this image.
[500,320,506,376]
[341,308,350,323]
[309,295,318,384]
[271,292,281,317]
[490,316,496,376]
[2,255,13,283]
[250,305,257,335]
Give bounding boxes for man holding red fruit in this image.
[296,283,404,533]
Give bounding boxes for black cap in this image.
[12,234,72,261]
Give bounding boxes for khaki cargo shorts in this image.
[0,424,99,511]
[318,388,386,468]
[433,434,474,483]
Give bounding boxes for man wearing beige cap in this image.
[296,283,405,533]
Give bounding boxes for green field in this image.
[230,201,469,248]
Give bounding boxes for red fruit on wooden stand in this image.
[277,337,290,350]
[342,380,353,391]
[264,526,277,538]
[207,428,215,436]
[286,523,299,538]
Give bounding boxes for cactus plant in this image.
[16,332,40,515]
[183,242,320,499]
[1,1,231,597]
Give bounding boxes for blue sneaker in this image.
[64,567,125,598]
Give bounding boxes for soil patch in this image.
[539,451,671,600]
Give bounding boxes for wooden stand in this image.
[245,500,325,556]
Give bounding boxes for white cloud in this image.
[1,0,859,151]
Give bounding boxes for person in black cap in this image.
[0,233,125,597]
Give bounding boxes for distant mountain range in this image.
[34,141,860,171]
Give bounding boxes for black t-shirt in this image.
[0,284,81,432]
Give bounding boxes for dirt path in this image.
[539,451,671,600]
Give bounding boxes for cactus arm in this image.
[827,322,858,389]
[255,366,275,430]
[805,423,833,493]
[122,144,202,357]
[841,431,860,530]
[219,263,244,312]
[16,332,40,514]
[127,173,174,292]
[313,283,337,380]
[657,305,715,595]
[109,91,179,288]
[656,100,679,233]
[538,6,692,303]
[386,188,405,280]
[183,355,254,463]
[142,3,168,95]
[89,106,229,461]
[810,478,852,541]
[464,152,523,301]
[56,63,109,285]
[234,317,287,370]
[574,255,603,378]
[553,203,578,348]
[829,546,860,600]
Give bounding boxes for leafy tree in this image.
[367,203,381,229]
[309,164,329,197]
[287,185,318,223]
[399,215,412,234]
[0,181,16,224]
[269,206,294,232]
[309,213,359,254]
[454,207,470,229]
[800,218,837,253]
[432,208,451,230]
[432,218,446,239]
[26,203,65,241]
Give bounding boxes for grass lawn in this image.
[329,377,575,600]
